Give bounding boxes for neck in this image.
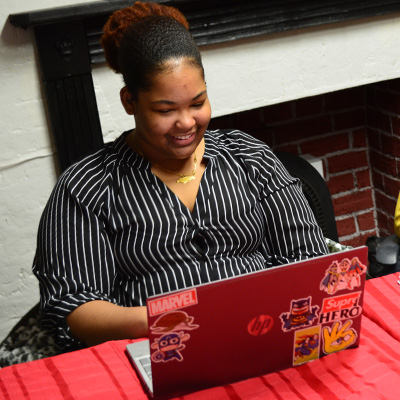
[156,153,197,174]
[128,130,204,172]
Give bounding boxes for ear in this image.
[120,86,136,115]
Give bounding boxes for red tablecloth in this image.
[362,272,400,342]
[1,274,400,400]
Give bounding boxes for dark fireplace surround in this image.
[9,1,400,245]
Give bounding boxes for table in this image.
[1,273,400,400]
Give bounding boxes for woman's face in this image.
[121,58,211,162]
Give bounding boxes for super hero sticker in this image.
[149,310,199,364]
[151,332,191,363]
[279,296,320,332]
[293,325,321,366]
[320,256,366,294]
[150,311,199,333]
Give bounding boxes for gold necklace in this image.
[129,131,197,184]
[153,153,197,184]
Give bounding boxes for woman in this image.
[32,2,328,351]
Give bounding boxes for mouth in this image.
[169,131,196,146]
[172,132,195,140]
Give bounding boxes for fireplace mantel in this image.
[10,1,400,57]
[9,0,400,171]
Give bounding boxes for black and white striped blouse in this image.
[33,129,328,349]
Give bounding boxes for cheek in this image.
[141,115,170,136]
[154,119,180,137]
[199,104,212,126]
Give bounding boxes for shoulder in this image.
[206,128,265,147]
[205,129,296,187]
[55,132,134,203]
[205,129,278,169]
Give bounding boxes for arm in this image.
[255,148,328,263]
[33,165,146,349]
[67,301,148,346]
[261,180,328,263]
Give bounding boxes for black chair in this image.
[275,151,339,243]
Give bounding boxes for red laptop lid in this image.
[146,246,368,399]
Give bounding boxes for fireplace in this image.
[9,0,400,247]
[209,82,400,247]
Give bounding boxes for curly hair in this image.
[101,2,204,98]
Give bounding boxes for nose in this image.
[175,110,195,130]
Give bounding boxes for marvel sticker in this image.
[151,331,191,363]
[149,308,199,363]
[148,288,198,316]
[150,310,199,333]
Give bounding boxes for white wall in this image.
[1,1,400,342]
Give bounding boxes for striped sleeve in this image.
[32,157,117,350]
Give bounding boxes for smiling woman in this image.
[120,60,211,210]
[28,1,329,355]
[120,61,210,165]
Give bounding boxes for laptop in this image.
[126,246,368,399]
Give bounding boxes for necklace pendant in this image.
[176,175,196,184]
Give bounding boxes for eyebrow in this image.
[151,90,207,105]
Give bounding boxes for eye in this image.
[191,101,205,108]
[157,109,174,114]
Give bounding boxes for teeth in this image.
[175,134,192,140]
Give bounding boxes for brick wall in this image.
[209,79,400,247]
[367,80,400,237]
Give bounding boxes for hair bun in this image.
[101,2,189,73]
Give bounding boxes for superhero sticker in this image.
[151,331,191,362]
[148,288,199,363]
[279,297,319,332]
[293,326,321,365]
[150,310,199,333]
[149,310,199,363]
[279,255,366,367]
[320,256,366,294]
